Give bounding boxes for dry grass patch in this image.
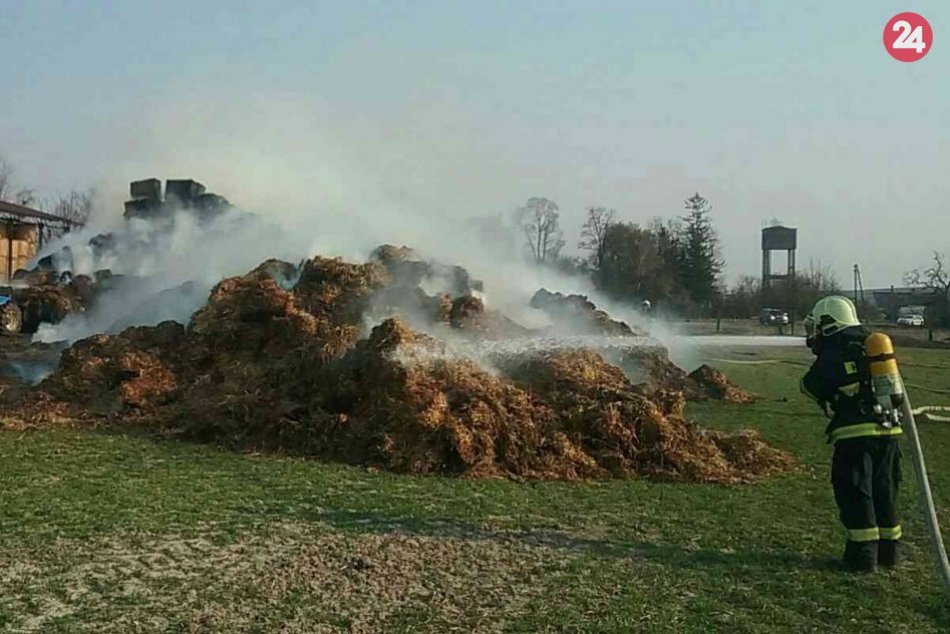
[1,521,582,632]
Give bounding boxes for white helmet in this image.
[806,295,861,337]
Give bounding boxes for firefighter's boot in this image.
[878,540,901,567]
[842,540,878,573]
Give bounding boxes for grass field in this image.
[2,344,950,632]
[678,318,950,347]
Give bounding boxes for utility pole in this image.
[853,264,865,310]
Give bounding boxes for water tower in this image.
[761,225,797,288]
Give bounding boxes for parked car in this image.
[759,308,789,326]
[897,314,925,327]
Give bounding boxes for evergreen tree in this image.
[680,193,722,307]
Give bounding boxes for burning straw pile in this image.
[14,248,793,483]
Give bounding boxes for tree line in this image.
[514,193,724,316]
[512,194,853,320]
[7,148,940,323]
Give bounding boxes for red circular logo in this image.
[884,13,933,62]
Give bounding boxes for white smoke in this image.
[32,206,309,343]
[5,359,57,385]
[26,93,673,351]
[32,189,666,353]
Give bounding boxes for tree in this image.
[48,187,95,228]
[721,275,761,318]
[516,197,565,265]
[13,188,37,206]
[0,158,13,202]
[906,251,950,294]
[906,251,950,325]
[721,260,840,320]
[597,222,677,302]
[0,156,37,206]
[800,259,840,295]
[578,206,615,282]
[758,259,841,320]
[553,255,584,276]
[648,217,687,285]
[679,193,722,307]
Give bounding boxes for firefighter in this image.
[800,296,903,572]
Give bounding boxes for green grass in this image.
[2,344,950,631]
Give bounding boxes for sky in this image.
[0,1,947,289]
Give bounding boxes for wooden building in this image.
[0,200,74,282]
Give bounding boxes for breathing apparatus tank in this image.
[865,332,904,428]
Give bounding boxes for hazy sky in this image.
[1,1,947,288]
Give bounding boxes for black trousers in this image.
[831,436,902,543]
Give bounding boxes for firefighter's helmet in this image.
[807,295,861,337]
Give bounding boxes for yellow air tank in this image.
[865,332,904,426]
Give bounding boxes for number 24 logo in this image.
[892,20,926,53]
[884,13,932,62]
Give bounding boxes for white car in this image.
[897,314,925,327]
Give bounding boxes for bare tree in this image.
[48,187,95,228]
[578,206,615,275]
[0,157,13,202]
[906,251,950,324]
[722,274,762,318]
[0,156,39,206]
[516,197,565,265]
[14,187,37,207]
[722,258,840,320]
[906,252,950,292]
[799,258,840,293]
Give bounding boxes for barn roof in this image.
[0,200,74,225]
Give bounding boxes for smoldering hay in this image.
[28,190,312,344]
[7,248,796,483]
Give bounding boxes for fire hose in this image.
[863,333,950,599]
[701,357,950,420]
[898,387,950,598]
[912,406,950,423]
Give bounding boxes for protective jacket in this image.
[799,325,904,444]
